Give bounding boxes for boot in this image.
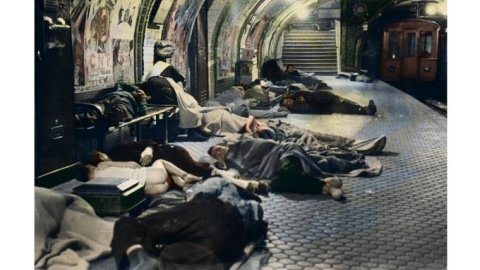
[186,128,209,142]
[365,100,377,115]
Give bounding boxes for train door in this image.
[381,19,440,81]
[402,30,418,78]
[418,29,438,81]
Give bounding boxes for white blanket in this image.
[35,187,114,270]
[166,77,203,129]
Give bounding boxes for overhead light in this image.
[425,4,437,15]
[296,7,310,20]
[362,21,368,31]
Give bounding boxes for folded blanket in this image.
[35,187,115,270]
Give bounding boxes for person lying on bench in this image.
[144,40,208,141]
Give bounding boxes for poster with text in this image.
[84,0,115,88]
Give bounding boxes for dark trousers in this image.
[292,90,367,115]
[108,140,213,178]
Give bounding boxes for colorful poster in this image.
[112,39,135,81]
[84,0,115,88]
[164,0,204,76]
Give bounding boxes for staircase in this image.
[281,29,338,75]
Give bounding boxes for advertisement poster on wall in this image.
[164,0,203,77]
[83,0,141,89]
[84,0,115,89]
[110,0,141,82]
[217,13,241,78]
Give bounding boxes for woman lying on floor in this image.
[80,158,203,195]
[84,140,268,195]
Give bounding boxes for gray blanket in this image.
[35,187,115,270]
[224,139,382,181]
[200,108,247,136]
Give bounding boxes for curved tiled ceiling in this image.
[242,0,320,58]
[210,0,321,67]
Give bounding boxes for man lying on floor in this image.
[198,108,387,156]
[208,137,383,200]
[202,85,288,118]
[242,118,387,155]
[281,89,377,115]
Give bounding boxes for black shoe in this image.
[186,129,209,142]
[366,100,377,115]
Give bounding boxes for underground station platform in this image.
[173,76,448,270]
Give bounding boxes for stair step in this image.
[283,46,336,49]
[282,28,338,74]
[283,41,335,45]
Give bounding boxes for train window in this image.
[387,31,401,60]
[420,31,433,58]
[406,33,416,58]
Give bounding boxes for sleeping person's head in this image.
[282,97,295,108]
[285,64,295,73]
[208,145,228,162]
[77,163,97,182]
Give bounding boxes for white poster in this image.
[110,0,142,40]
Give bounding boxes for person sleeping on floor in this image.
[208,137,384,201]
[280,88,377,115]
[197,108,387,156]
[80,140,269,195]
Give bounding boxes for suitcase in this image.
[73,178,146,216]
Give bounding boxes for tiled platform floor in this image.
[174,76,447,270]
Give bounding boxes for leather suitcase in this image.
[73,178,146,216]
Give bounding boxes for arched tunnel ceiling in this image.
[245,0,319,31]
[243,0,321,59]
